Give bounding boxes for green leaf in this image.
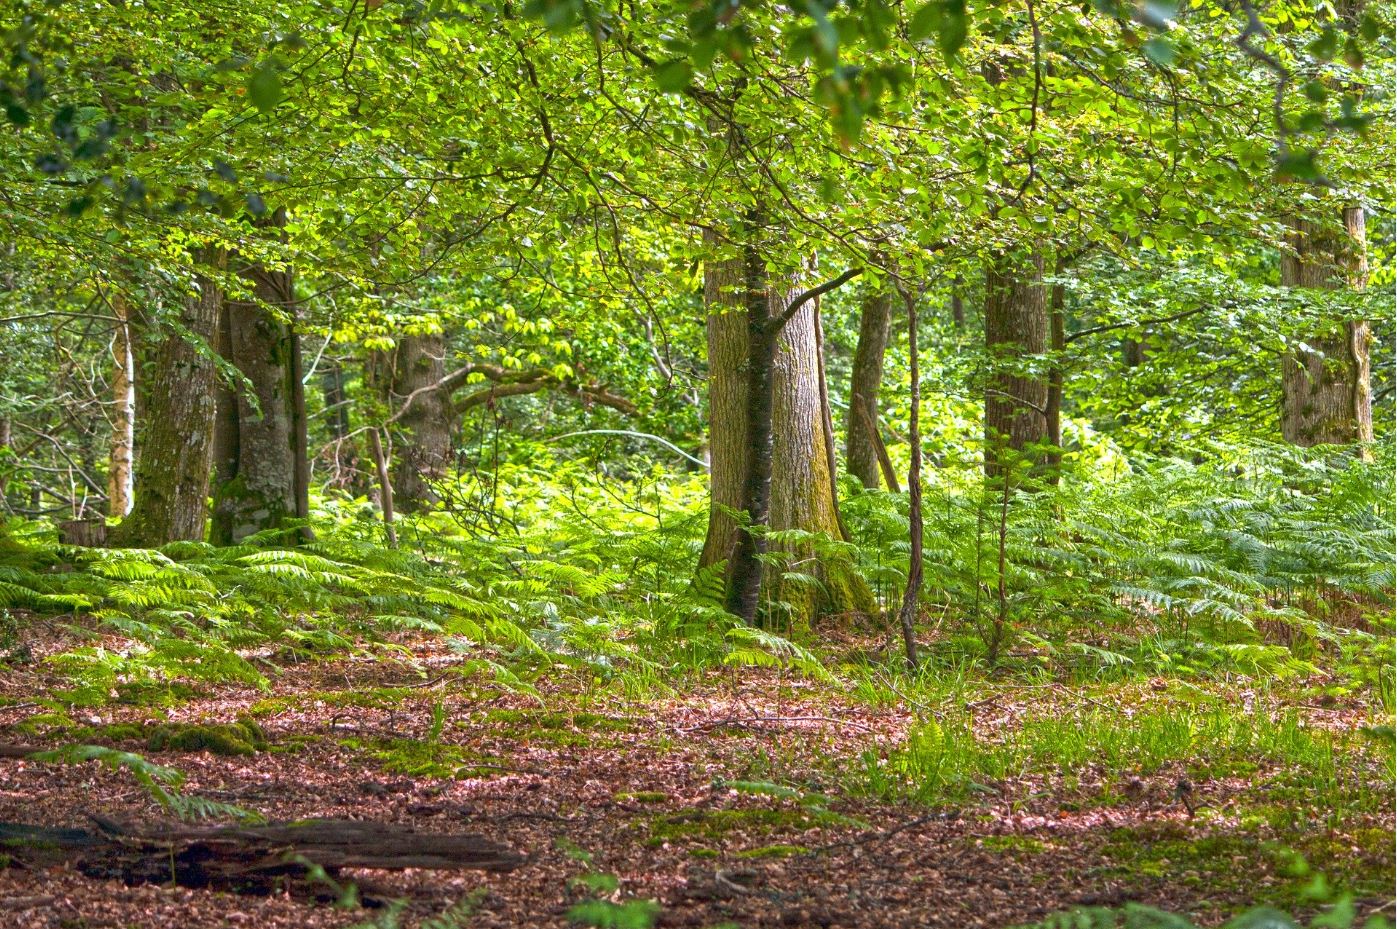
[1142,37,1175,66]
[247,61,282,114]
[938,0,968,61]
[909,2,939,42]
[652,58,692,94]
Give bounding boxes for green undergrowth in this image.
[339,735,508,780]
[1097,827,1395,907]
[849,702,1391,820]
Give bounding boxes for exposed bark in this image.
[0,816,521,898]
[1045,279,1066,485]
[846,285,895,490]
[700,232,873,628]
[210,256,299,546]
[110,261,223,547]
[950,277,965,327]
[369,427,398,548]
[106,292,135,517]
[388,333,452,513]
[983,249,1049,480]
[894,282,921,669]
[1280,208,1373,449]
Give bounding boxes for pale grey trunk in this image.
[389,333,452,513]
[1280,208,1373,448]
[107,292,135,516]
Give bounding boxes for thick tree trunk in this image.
[210,260,299,545]
[1280,208,1373,448]
[846,285,894,490]
[110,263,223,546]
[106,292,135,517]
[700,235,872,628]
[984,249,1049,479]
[388,333,452,513]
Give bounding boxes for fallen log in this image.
[0,816,524,896]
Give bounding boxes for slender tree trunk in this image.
[700,235,872,628]
[983,249,1049,479]
[106,292,135,517]
[1280,207,1373,449]
[950,277,965,328]
[210,258,299,545]
[1045,278,1066,485]
[110,261,223,546]
[846,284,894,490]
[894,282,921,669]
[389,333,452,513]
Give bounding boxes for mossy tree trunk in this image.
[111,260,223,546]
[388,333,452,513]
[210,258,301,545]
[983,248,1049,480]
[1280,207,1373,449]
[699,231,873,630]
[846,284,894,490]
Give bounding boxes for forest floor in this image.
[0,626,1391,929]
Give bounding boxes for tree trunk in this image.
[110,263,223,547]
[1045,278,1066,485]
[846,284,894,490]
[699,234,872,629]
[983,249,1049,479]
[389,333,452,513]
[210,259,299,545]
[1280,208,1373,448]
[106,292,135,517]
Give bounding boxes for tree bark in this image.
[110,261,223,547]
[1045,278,1066,485]
[846,284,894,490]
[106,292,135,517]
[983,249,1049,479]
[210,257,299,546]
[700,234,873,628]
[1280,207,1373,449]
[388,333,452,513]
[894,282,921,669]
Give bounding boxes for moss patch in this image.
[978,835,1048,855]
[648,806,843,848]
[341,736,504,779]
[615,791,669,804]
[247,686,417,718]
[735,844,807,859]
[147,720,268,756]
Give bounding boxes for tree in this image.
[699,228,873,628]
[846,284,895,490]
[983,249,1049,479]
[105,290,135,517]
[388,333,452,514]
[111,262,223,547]
[1280,207,1373,448]
[211,246,306,546]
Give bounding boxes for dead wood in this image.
[0,816,523,896]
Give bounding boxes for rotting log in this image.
[0,816,523,896]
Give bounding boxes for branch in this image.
[1063,305,1209,344]
[768,267,863,334]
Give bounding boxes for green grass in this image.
[848,703,1390,818]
